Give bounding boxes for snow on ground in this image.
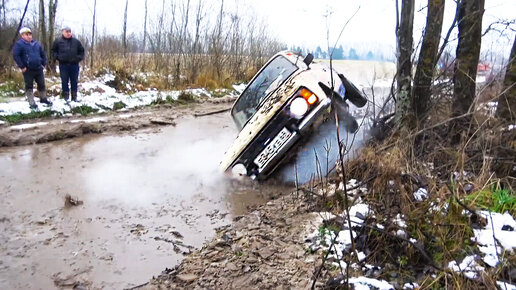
[497,281,516,290]
[448,255,485,279]
[348,277,394,289]
[413,188,428,202]
[473,211,516,267]
[0,73,233,119]
[69,117,107,124]
[233,83,246,93]
[306,194,516,287]
[9,122,49,130]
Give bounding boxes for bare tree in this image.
[35,0,59,70]
[450,0,485,143]
[174,0,190,84]
[38,0,47,51]
[395,0,415,125]
[413,0,445,124]
[10,0,30,51]
[47,0,57,53]
[1,0,7,28]
[122,0,128,57]
[190,0,205,82]
[211,0,225,82]
[496,35,516,123]
[90,0,96,68]
[143,0,147,53]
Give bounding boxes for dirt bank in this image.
[143,189,327,289]
[0,96,235,147]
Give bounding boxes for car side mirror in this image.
[303,53,314,67]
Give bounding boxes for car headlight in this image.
[290,97,309,118]
[231,163,247,176]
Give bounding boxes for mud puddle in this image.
[0,113,291,289]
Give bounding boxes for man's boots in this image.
[62,91,70,101]
[26,91,37,109]
[71,91,78,102]
[38,90,52,106]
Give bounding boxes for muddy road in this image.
[0,112,291,289]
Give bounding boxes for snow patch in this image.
[403,282,420,289]
[9,122,49,130]
[233,83,247,93]
[448,255,484,279]
[497,281,516,290]
[473,211,516,267]
[0,73,232,119]
[348,277,394,289]
[69,117,107,124]
[413,188,428,202]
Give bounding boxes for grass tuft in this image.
[70,105,99,116]
[465,184,516,216]
[0,110,55,124]
[112,101,127,110]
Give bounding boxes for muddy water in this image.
[0,113,291,289]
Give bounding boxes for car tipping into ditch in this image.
[220,50,368,180]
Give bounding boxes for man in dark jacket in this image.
[12,27,52,109]
[51,26,85,102]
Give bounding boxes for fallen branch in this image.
[194,108,231,117]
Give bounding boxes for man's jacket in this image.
[51,37,85,64]
[12,38,47,70]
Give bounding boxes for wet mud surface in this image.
[0,98,235,147]
[0,110,292,289]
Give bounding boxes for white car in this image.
[220,51,367,180]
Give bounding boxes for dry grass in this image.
[304,84,515,288]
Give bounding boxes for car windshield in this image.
[231,55,298,130]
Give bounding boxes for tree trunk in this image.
[90,0,96,69]
[450,0,485,143]
[38,0,47,52]
[413,0,445,123]
[47,0,57,71]
[122,0,128,57]
[2,0,6,28]
[395,0,415,125]
[496,35,516,124]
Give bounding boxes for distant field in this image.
[317,59,396,86]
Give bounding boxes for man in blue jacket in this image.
[12,27,52,109]
[51,26,85,102]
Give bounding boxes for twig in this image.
[124,282,149,290]
[193,107,231,117]
[311,230,339,289]
[358,222,443,271]
[487,211,503,271]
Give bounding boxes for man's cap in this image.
[19,27,32,34]
[61,26,71,31]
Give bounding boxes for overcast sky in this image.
[8,0,516,56]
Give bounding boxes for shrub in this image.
[112,101,127,110]
[70,105,99,116]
